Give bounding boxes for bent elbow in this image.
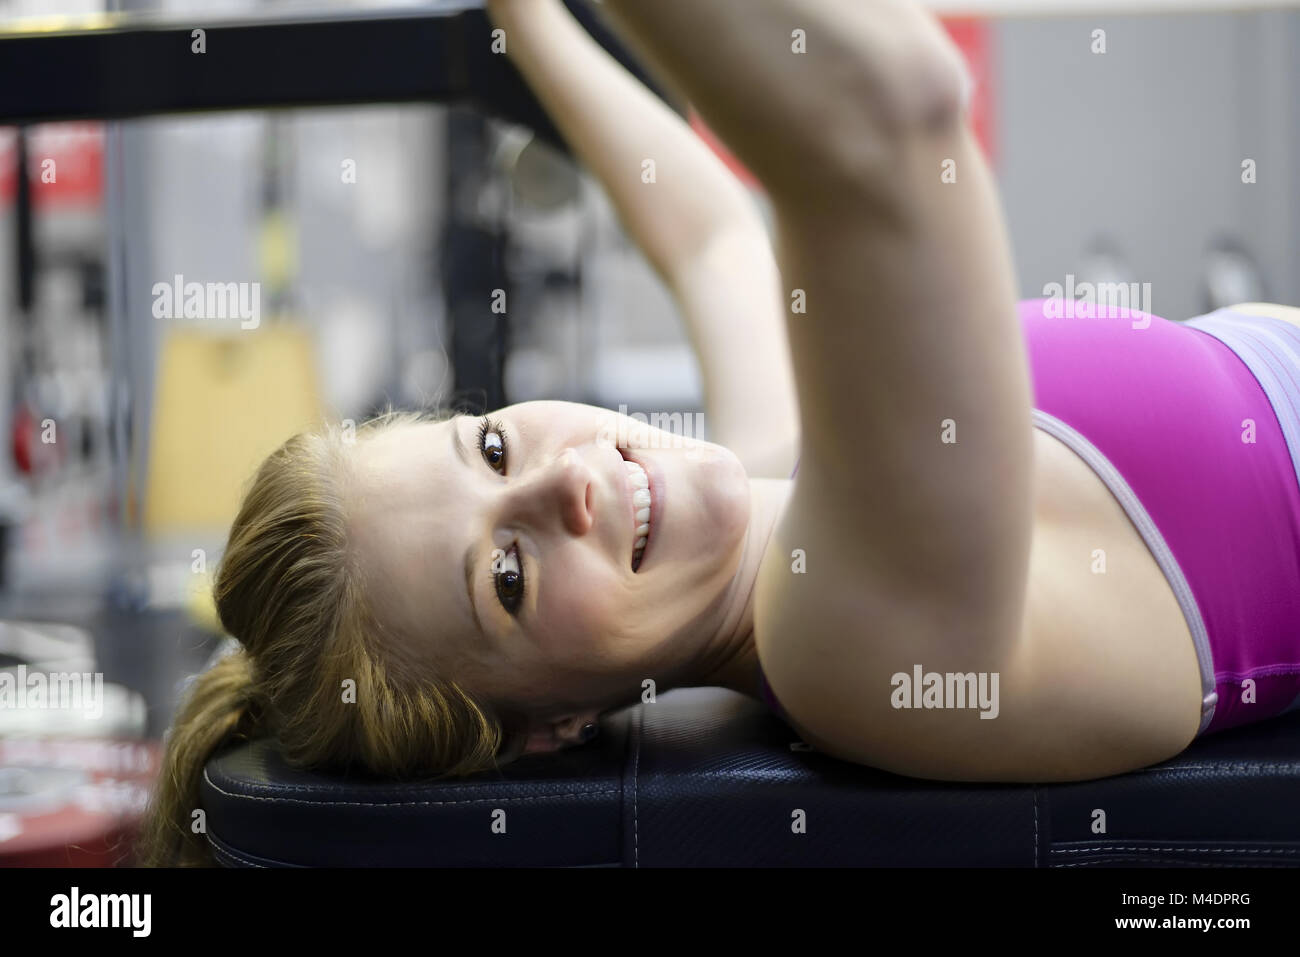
[785,39,975,213]
[880,35,973,135]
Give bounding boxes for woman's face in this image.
[347,400,752,726]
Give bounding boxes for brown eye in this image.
[477,417,508,473]
[493,545,525,615]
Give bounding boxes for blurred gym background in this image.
[0,0,1296,864]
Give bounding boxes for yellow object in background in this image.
[144,322,323,533]
[146,321,323,633]
[257,209,298,294]
[186,569,223,634]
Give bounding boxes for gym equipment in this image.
[144,325,323,534]
[203,686,1300,866]
[0,620,145,739]
[0,736,159,867]
[0,2,675,155]
[0,619,95,675]
[0,621,153,866]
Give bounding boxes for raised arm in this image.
[485,0,799,477]
[596,0,1033,692]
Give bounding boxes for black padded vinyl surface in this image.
[201,687,1300,867]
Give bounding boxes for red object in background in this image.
[941,17,997,170]
[688,111,760,190]
[0,738,161,868]
[0,123,104,209]
[690,17,996,187]
[11,403,33,474]
[10,402,62,476]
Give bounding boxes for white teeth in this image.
[625,458,653,570]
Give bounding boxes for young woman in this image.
[139,0,1300,865]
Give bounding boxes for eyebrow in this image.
[450,414,486,641]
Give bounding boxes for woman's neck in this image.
[682,476,794,701]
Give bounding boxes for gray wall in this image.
[996,11,1299,321]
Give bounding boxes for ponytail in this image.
[136,649,266,867]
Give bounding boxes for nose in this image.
[501,446,594,538]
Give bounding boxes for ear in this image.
[519,712,601,755]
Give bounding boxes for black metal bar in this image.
[0,3,678,152]
[13,128,33,315]
[442,108,510,414]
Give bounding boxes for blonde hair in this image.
[136,409,522,867]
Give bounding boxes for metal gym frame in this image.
[0,2,667,144]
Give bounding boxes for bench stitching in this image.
[633,705,642,869]
[209,837,267,868]
[1051,845,1300,854]
[203,767,619,808]
[1132,762,1300,772]
[1032,787,1039,868]
[1056,856,1287,868]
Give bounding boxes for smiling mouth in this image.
[620,450,653,572]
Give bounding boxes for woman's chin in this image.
[667,441,751,556]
